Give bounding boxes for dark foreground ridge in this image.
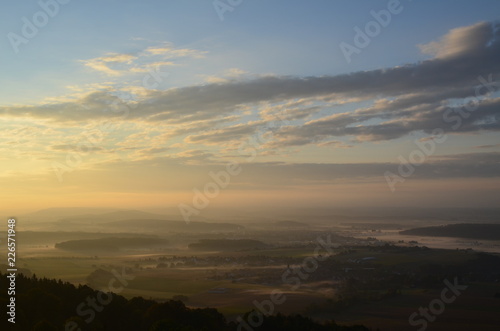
[0,273,371,331]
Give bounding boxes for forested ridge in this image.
[0,273,371,331]
[400,223,500,240]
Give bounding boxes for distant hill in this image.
[16,208,245,233]
[55,237,169,252]
[400,223,500,240]
[273,220,308,227]
[19,207,119,222]
[0,264,32,276]
[15,208,170,231]
[2,231,156,245]
[57,209,168,223]
[188,239,268,251]
[104,219,244,233]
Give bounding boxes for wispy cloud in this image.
[1,21,499,161]
[418,21,496,59]
[80,43,205,77]
[144,44,207,58]
[81,53,137,76]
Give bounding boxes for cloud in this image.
[1,21,499,155]
[184,121,263,146]
[50,144,104,152]
[80,42,204,77]
[242,152,500,182]
[77,151,500,190]
[81,53,137,76]
[475,143,500,149]
[418,21,498,59]
[316,140,353,149]
[151,115,242,144]
[259,99,321,121]
[133,146,170,159]
[144,44,207,58]
[201,68,249,84]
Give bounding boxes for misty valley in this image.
[1,208,499,330]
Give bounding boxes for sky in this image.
[1,0,499,216]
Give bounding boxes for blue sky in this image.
[1,0,500,212]
[2,0,499,104]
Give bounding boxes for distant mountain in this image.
[18,207,120,222]
[55,237,169,252]
[104,219,244,233]
[0,264,32,276]
[400,223,500,240]
[273,220,308,227]
[9,231,156,245]
[188,239,268,251]
[57,210,169,223]
[13,213,244,233]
